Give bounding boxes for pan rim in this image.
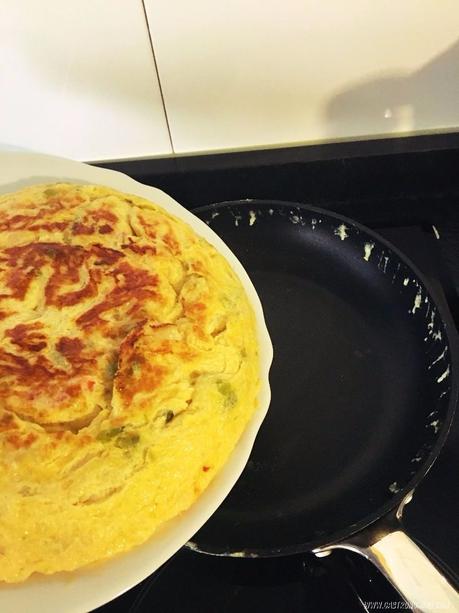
[190,198,459,557]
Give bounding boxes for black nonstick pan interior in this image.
[190,200,457,556]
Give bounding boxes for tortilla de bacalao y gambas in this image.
[0,184,259,582]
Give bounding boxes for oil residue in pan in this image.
[193,200,455,555]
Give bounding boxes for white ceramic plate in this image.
[0,152,273,613]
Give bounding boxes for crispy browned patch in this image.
[163,232,180,254]
[0,347,95,393]
[6,323,47,352]
[5,432,37,449]
[72,222,94,235]
[0,412,18,432]
[0,242,125,306]
[77,263,158,329]
[116,362,166,405]
[91,208,118,224]
[122,241,157,256]
[114,323,166,405]
[70,208,118,236]
[0,192,81,232]
[56,337,84,364]
[184,301,206,321]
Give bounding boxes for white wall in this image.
[146,0,459,155]
[0,0,172,161]
[2,1,459,161]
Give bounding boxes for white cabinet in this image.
[145,0,459,155]
[0,0,172,162]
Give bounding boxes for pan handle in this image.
[313,492,459,613]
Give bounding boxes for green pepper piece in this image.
[97,427,123,442]
[217,381,237,408]
[115,431,140,448]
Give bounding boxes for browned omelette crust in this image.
[0,184,259,582]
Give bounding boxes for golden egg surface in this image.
[0,184,259,582]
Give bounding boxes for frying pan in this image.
[188,200,459,612]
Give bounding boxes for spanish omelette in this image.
[0,183,260,582]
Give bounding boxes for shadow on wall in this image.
[324,38,459,138]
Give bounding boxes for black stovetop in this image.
[94,145,459,612]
